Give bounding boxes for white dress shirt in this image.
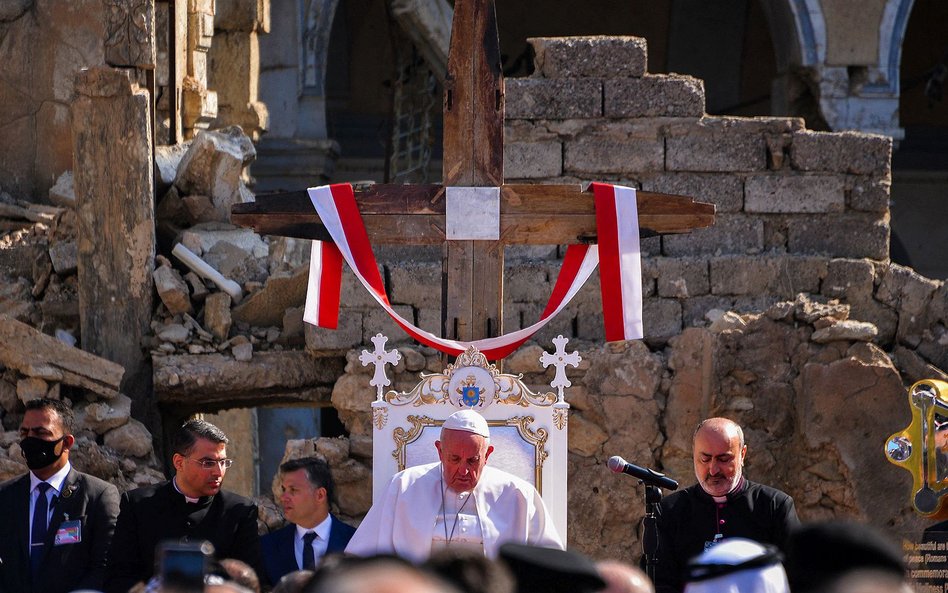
[29,462,71,543]
[295,514,332,568]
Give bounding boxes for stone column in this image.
[72,67,156,414]
[209,0,271,142]
[184,0,219,136]
[253,0,340,191]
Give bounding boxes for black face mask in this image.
[20,436,66,470]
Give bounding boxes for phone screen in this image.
[160,544,207,593]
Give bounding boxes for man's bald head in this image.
[692,417,747,497]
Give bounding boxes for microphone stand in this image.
[641,483,662,583]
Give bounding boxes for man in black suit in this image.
[0,398,120,593]
[105,419,263,593]
[261,457,356,583]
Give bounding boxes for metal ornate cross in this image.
[359,333,401,401]
[541,335,581,403]
[233,0,714,347]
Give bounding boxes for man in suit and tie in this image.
[105,419,264,593]
[0,398,121,593]
[261,457,356,583]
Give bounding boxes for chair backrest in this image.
[370,347,569,539]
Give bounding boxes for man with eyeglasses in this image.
[105,419,264,593]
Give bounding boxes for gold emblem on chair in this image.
[384,346,555,409]
[886,379,948,518]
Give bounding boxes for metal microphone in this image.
[607,455,679,490]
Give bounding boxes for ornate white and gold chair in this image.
[361,335,577,539]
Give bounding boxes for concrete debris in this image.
[0,315,124,398]
[174,126,256,222]
[204,292,233,341]
[48,171,75,207]
[48,240,77,275]
[153,264,193,315]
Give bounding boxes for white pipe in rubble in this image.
[171,243,243,304]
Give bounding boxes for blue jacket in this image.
[260,515,356,585]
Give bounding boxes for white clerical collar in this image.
[172,477,201,503]
[296,514,332,542]
[30,461,71,495]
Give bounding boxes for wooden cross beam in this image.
[233,0,714,344]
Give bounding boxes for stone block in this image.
[232,265,306,327]
[682,295,736,328]
[204,241,268,285]
[709,256,825,297]
[305,313,363,351]
[0,379,17,413]
[388,261,441,309]
[48,241,78,275]
[744,175,845,213]
[0,243,44,280]
[154,143,191,192]
[642,298,682,342]
[282,306,304,338]
[663,215,764,257]
[790,130,892,176]
[504,141,562,179]
[104,418,153,457]
[232,341,253,361]
[416,307,441,335]
[341,268,382,309]
[876,264,940,346]
[604,75,705,118]
[811,320,878,343]
[787,214,888,259]
[848,176,891,213]
[156,323,190,344]
[179,222,268,258]
[16,377,48,403]
[565,136,663,174]
[568,413,608,457]
[215,0,268,32]
[505,78,601,120]
[174,126,256,222]
[654,257,709,298]
[154,265,193,315]
[640,173,743,213]
[83,393,132,434]
[363,306,414,345]
[665,117,801,172]
[823,258,876,301]
[710,256,778,296]
[504,261,552,302]
[528,36,647,79]
[48,171,75,207]
[204,292,233,341]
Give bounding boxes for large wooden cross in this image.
[232,0,714,344]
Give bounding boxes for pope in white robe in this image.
[345,409,564,561]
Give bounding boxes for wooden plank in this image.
[234,185,711,216]
[232,188,713,242]
[472,0,503,187]
[442,0,474,185]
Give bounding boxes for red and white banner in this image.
[592,182,644,342]
[303,183,642,359]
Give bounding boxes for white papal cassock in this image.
[345,461,564,562]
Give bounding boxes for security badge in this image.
[704,533,724,551]
[54,517,82,546]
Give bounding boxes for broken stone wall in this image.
[0,0,107,199]
[292,35,943,560]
